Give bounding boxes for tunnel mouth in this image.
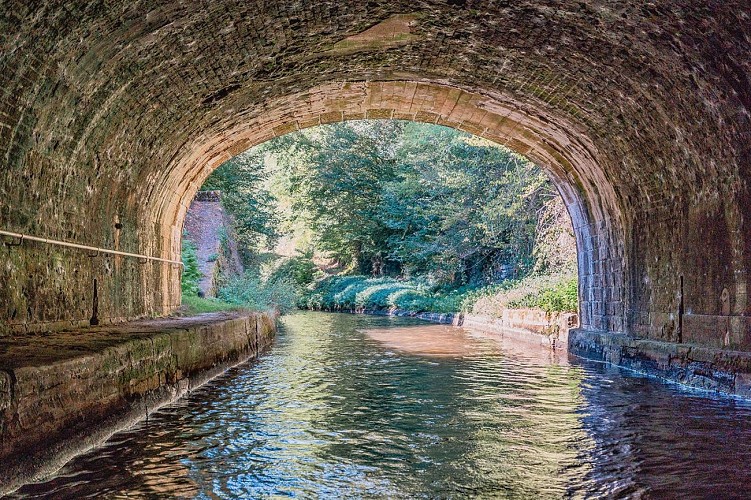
[177,118,582,329]
[3,2,751,492]
[149,80,617,333]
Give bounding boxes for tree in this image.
[201,119,574,289]
[266,121,405,274]
[202,148,280,265]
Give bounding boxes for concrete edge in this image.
[0,311,278,496]
[569,328,751,398]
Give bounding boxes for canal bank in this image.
[321,307,578,350]
[339,307,751,399]
[0,311,277,495]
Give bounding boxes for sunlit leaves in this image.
[204,119,573,287]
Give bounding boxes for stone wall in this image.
[183,193,244,297]
[569,328,751,398]
[0,311,277,495]
[356,307,578,350]
[460,310,579,349]
[0,2,749,350]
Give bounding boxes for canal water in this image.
[13,312,751,498]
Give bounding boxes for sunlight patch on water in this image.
[359,324,501,357]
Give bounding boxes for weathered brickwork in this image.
[0,311,277,494]
[0,2,749,348]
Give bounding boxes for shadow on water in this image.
[11,311,751,498]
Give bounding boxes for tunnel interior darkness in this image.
[1,1,750,349]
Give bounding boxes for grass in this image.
[180,295,245,315]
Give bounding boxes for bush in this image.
[268,254,322,291]
[508,275,578,313]
[470,272,578,315]
[355,282,411,308]
[299,271,578,316]
[388,288,431,311]
[181,238,202,296]
[300,275,460,313]
[217,272,298,314]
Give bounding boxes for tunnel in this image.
[1,0,750,352]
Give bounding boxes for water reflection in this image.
[362,324,502,357]
[12,312,751,498]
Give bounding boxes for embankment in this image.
[334,307,578,349]
[0,311,276,495]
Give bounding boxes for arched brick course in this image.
[0,1,749,349]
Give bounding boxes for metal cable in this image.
[0,229,184,267]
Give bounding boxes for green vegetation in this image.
[300,271,577,314]
[180,266,298,314]
[509,275,578,313]
[465,271,578,314]
[261,121,554,281]
[181,237,201,296]
[267,252,322,293]
[183,120,578,318]
[181,295,243,315]
[216,272,298,314]
[201,148,281,266]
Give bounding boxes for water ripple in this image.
[12,312,751,498]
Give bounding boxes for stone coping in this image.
[0,312,255,369]
[0,311,277,495]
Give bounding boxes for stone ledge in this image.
[458,311,578,350]
[569,329,751,397]
[0,311,277,495]
[338,308,577,350]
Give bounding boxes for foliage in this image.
[300,275,472,313]
[507,275,579,313]
[181,237,201,296]
[267,252,322,292]
[300,271,578,315]
[180,295,243,315]
[470,271,579,315]
[258,120,558,285]
[202,149,280,265]
[533,196,577,273]
[217,272,298,314]
[200,119,578,316]
[266,121,404,275]
[300,275,429,311]
[378,125,551,284]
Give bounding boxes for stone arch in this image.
[152,80,624,333]
[0,1,749,349]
